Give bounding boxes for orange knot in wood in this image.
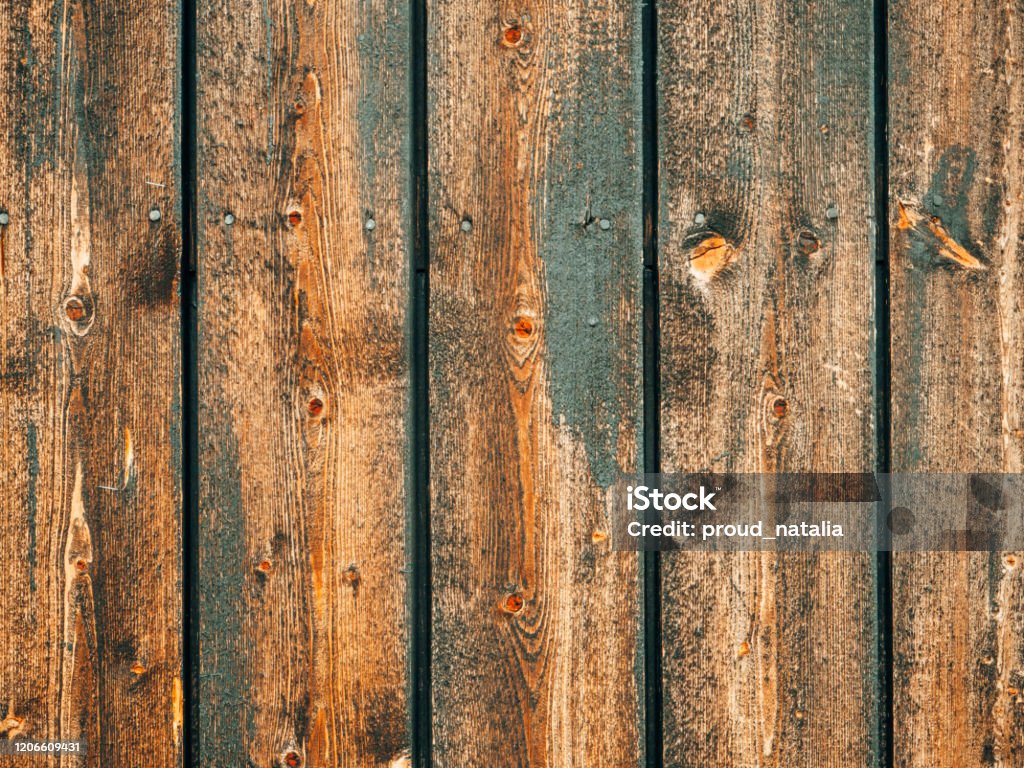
[737,640,751,658]
[256,559,272,574]
[689,234,736,283]
[307,397,324,417]
[502,592,525,614]
[1005,554,1018,568]
[502,25,523,47]
[287,208,303,227]
[591,530,609,543]
[740,113,755,132]
[130,662,146,676]
[512,316,534,339]
[64,296,86,322]
[772,397,788,419]
[74,558,88,573]
[283,751,303,767]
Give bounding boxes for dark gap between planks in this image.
[410,0,432,762]
[641,0,664,766]
[872,0,895,763]
[180,0,199,757]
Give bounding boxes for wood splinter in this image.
[896,199,986,271]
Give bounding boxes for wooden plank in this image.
[195,0,411,764]
[658,0,879,764]
[889,1,1024,765]
[0,0,182,764]
[427,1,643,764]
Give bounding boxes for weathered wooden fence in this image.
[1,0,1022,765]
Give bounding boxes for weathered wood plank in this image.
[195,0,411,764]
[889,1,1024,765]
[427,1,643,764]
[658,0,879,764]
[0,0,182,764]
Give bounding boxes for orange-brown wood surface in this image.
[427,1,644,765]
[0,0,182,764]
[195,0,411,764]
[889,1,1024,765]
[5,0,1024,765]
[658,0,880,764]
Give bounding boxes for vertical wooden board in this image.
[658,0,878,764]
[195,0,411,764]
[889,1,1024,765]
[0,0,182,764]
[428,0,643,764]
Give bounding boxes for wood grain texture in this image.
[889,0,1024,765]
[0,0,182,764]
[195,0,411,764]
[427,1,643,764]
[658,0,879,764]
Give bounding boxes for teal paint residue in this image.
[925,146,979,246]
[26,422,38,592]
[541,11,643,490]
[197,413,249,763]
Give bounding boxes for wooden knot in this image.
[63,295,94,335]
[771,397,788,419]
[502,591,525,614]
[795,230,821,258]
[688,234,737,283]
[501,24,524,48]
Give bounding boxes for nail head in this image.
[0,212,9,226]
[694,213,706,226]
[599,219,611,230]
[224,213,235,225]
[825,205,839,220]
[461,219,472,233]
[149,208,161,222]
[365,218,376,231]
